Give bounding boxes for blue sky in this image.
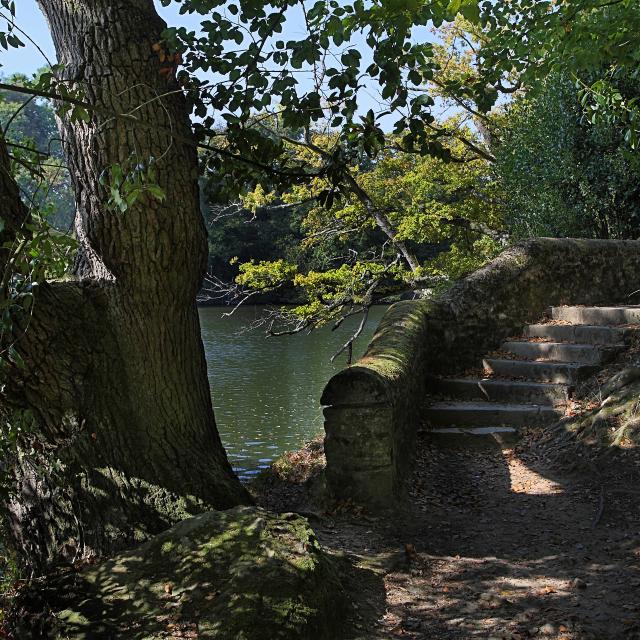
[1,1,52,74]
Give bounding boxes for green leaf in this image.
[8,345,25,370]
[448,0,481,23]
[146,184,166,202]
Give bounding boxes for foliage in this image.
[0,75,77,372]
[0,15,71,552]
[0,74,75,230]
[480,0,640,147]
[495,73,640,240]
[0,211,75,510]
[98,157,167,214]
[158,0,488,204]
[237,257,298,292]
[0,70,76,493]
[203,191,307,289]
[225,132,502,336]
[0,0,24,53]
[2,0,639,343]
[0,76,57,148]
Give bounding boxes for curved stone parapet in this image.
[321,301,432,507]
[321,238,640,507]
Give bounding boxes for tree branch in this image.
[0,82,327,180]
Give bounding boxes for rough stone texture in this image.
[500,341,620,365]
[10,507,345,640]
[322,238,640,507]
[551,305,640,324]
[424,401,561,427]
[524,323,633,344]
[483,358,598,383]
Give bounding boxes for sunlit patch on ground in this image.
[328,433,640,638]
[506,452,564,495]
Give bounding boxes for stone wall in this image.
[321,238,640,507]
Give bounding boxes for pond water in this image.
[199,305,387,481]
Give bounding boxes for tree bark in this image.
[1,0,250,573]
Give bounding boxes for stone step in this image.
[427,426,520,448]
[428,377,569,406]
[551,305,640,325]
[524,323,630,345]
[483,358,598,384]
[431,426,517,435]
[424,401,562,427]
[501,341,620,365]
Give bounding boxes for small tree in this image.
[227,132,502,360]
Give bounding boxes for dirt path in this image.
[258,433,640,639]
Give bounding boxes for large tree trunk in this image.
[1,0,249,574]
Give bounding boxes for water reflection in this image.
[199,305,386,481]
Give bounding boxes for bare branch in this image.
[331,300,370,364]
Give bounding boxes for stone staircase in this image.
[425,305,640,444]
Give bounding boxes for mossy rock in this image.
[14,507,345,639]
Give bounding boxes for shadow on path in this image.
[317,433,640,640]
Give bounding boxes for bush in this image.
[495,73,640,240]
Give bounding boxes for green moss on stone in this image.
[31,507,345,640]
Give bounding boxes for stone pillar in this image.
[322,370,395,506]
[321,301,432,508]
